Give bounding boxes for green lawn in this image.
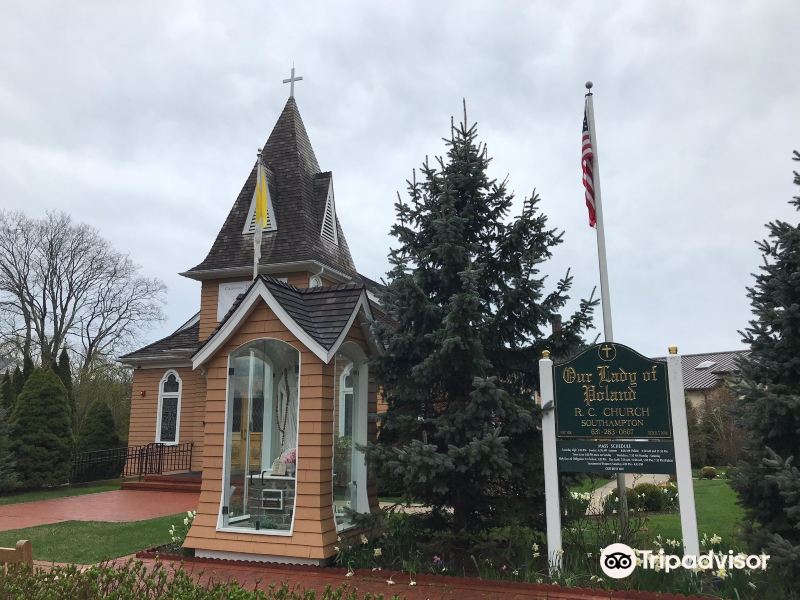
[0,513,183,564]
[569,474,612,493]
[0,482,121,506]
[644,478,746,545]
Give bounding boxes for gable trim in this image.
[191,280,374,368]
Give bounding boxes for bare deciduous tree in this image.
[0,210,166,371]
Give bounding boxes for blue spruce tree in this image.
[368,105,596,531]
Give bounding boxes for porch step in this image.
[143,473,202,485]
[121,480,201,493]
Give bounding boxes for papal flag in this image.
[253,156,270,278]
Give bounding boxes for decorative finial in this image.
[541,350,551,359]
[283,65,303,98]
[585,81,593,90]
[668,345,678,355]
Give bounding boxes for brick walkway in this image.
[111,557,699,600]
[0,490,199,531]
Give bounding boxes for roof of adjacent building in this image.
[654,350,749,390]
[182,97,357,280]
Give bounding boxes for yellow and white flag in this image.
[253,158,270,278]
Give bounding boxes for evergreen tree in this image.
[78,400,120,453]
[11,368,73,488]
[75,400,122,481]
[55,348,74,423]
[0,370,14,412]
[732,150,800,586]
[368,106,595,531]
[12,366,23,398]
[22,355,33,383]
[0,407,17,493]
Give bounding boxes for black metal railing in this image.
[70,442,193,483]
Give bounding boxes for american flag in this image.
[582,110,597,227]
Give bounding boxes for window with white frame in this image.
[157,371,182,444]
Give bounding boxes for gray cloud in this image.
[1,0,797,357]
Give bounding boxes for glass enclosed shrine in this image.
[222,339,299,532]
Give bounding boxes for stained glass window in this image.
[157,371,181,444]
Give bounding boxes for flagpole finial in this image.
[585,81,593,96]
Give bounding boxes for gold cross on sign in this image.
[600,344,614,359]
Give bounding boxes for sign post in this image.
[538,350,561,573]
[666,346,699,557]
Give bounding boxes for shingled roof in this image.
[192,275,373,367]
[120,318,200,364]
[182,98,358,280]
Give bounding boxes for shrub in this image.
[700,466,717,479]
[0,406,17,493]
[603,482,679,514]
[11,368,72,489]
[72,400,124,482]
[0,560,397,599]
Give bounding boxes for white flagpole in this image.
[584,81,629,529]
[584,83,613,342]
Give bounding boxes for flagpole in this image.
[585,81,629,533]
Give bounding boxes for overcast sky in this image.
[1,1,798,357]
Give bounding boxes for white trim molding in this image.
[192,279,374,368]
[156,369,182,445]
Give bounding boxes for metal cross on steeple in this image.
[282,65,303,98]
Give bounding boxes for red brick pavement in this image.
[0,490,199,531]
[123,556,701,600]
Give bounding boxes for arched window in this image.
[156,371,182,444]
[221,339,300,534]
[332,343,368,531]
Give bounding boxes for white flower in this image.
[346,569,354,578]
[373,548,382,557]
[360,534,369,545]
[512,569,519,576]
[710,534,722,545]
[716,566,728,579]
[187,510,193,517]
[409,580,416,587]
[183,517,189,526]
[386,577,395,585]
[334,546,340,552]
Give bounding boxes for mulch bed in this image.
[133,548,709,600]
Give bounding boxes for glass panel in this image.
[160,396,178,442]
[222,339,299,532]
[333,358,358,530]
[162,374,179,394]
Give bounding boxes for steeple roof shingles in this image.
[183,97,357,280]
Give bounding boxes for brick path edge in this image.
[134,549,709,600]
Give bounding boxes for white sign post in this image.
[538,350,562,573]
[665,346,700,557]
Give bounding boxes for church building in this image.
[120,83,383,564]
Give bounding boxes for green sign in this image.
[557,440,676,474]
[554,343,672,440]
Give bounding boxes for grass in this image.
[0,482,121,506]
[569,474,612,493]
[644,477,746,544]
[0,513,183,564]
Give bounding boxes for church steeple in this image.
[182,95,357,282]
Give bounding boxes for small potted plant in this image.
[283,448,297,476]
